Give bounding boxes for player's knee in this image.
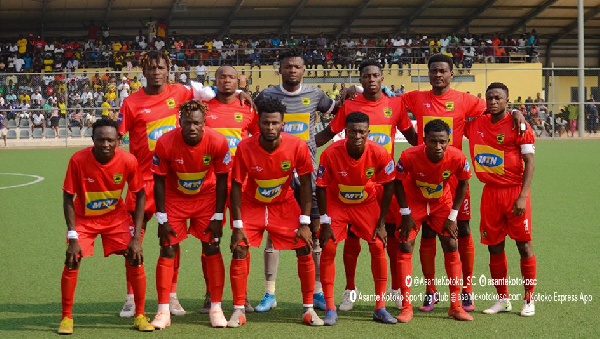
[487,242,505,255]
[440,236,458,253]
[295,245,311,257]
[385,223,396,236]
[160,244,178,258]
[202,241,221,256]
[516,241,534,258]
[457,220,471,237]
[399,240,415,253]
[232,246,248,259]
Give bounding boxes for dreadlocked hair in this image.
[139,50,172,71]
[179,100,208,118]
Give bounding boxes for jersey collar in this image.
[279,84,303,96]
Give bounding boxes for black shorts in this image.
[50,116,59,127]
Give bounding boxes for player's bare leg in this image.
[438,235,472,321]
[419,222,438,312]
[457,219,475,312]
[256,234,279,312]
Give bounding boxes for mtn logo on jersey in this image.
[284,113,310,140]
[474,145,505,175]
[176,171,208,194]
[338,184,368,204]
[423,116,454,144]
[255,177,288,203]
[445,102,454,111]
[416,180,443,199]
[84,190,122,216]
[146,115,177,151]
[368,125,393,153]
[214,127,243,155]
[383,107,393,118]
[166,98,176,108]
[234,113,243,122]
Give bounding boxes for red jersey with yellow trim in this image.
[396,144,471,203]
[401,89,486,149]
[466,113,535,186]
[151,127,231,198]
[205,98,259,157]
[329,94,413,156]
[63,147,144,218]
[118,83,193,180]
[232,132,313,204]
[316,139,395,205]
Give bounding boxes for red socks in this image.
[297,254,315,305]
[201,252,209,293]
[156,256,175,304]
[343,235,361,290]
[419,237,437,293]
[61,267,79,319]
[206,253,225,303]
[397,251,413,308]
[387,236,400,290]
[369,241,387,310]
[320,241,338,310]
[443,251,462,310]
[520,255,537,301]
[230,258,248,306]
[171,246,180,294]
[489,252,509,299]
[458,235,475,294]
[126,261,147,317]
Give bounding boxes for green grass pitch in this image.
[0,139,598,337]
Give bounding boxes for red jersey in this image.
[63,147,144,218]
[396,144,471,203]
[205,98,259,157]
[232,133,313,204]
[118,83,193,180]
[401,89,486,149]
[151,127,231,198]
[466,113,535,186]
[316,140,395,205]
[329,94,412,156]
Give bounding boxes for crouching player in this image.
[150,100,232,329]
[59,119,153,334]
[316,111,398,325]
[394,119,473,322]
[466,83,537,316]
[228,98,323,327]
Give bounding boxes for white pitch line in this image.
[0,173,45,190]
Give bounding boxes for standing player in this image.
[466,83,537,317]
[254,49,337,311]
[201,65,259,314]
[394,119,473,322]
[315,59,417,311]
[398,54,525,312]
[150,100,231,329]
[316,112,398,325]
[227,98,324,327]
[59,119,153,334]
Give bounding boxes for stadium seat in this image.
[71,127,81,137]
[59,128,68,138]
[7,130,17,139]
[7,120,17,128]
[32,129,44,138]
[45,129,56,138]
[84,128,93,137]
[20,129,30,139]
[20,119,30,127]
[59,118,66,127]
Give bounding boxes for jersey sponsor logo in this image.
[317,165,325,179]
[385,160,394,174]
[422,116,454,145]
[214,128,243,155]
[365,167,375,178]
[442,170,451,179]
[203,155,212,165]
[301,97,311,106]
[445,102,454,111]
[473,145,505,175]
[234,113,243,122]
[284,113,310,140]
[396,159,404,173]
[176,171,208,194]
[152,154,160,166]
[497,133,505,144]
[281,160,291,171]
[113,173,123,184]
[383,107,393,118]
[416,180,444,199]
[146,115,177,151]
[166,98,176,108]
[368,125,393,153]
[337,184,368,204]
[254,177,288,203]
[84,190,122,216]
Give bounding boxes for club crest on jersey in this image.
[113,173,123,184]
[166,98,176,108]
[366,167,375,178]
[497,134,505,144]
[445,102,454,111]
[442,170,451,179]
[302,97,310,106]
[203,155,212,165]
[383,107,393,118]
[234,113,243,122]
[281,160,291,171]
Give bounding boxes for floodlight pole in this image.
[578,0,585,137]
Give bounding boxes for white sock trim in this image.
[233,305,245,310]
[169,292,177,298]
[211,302,222,310]
[303,304,313,308]
[126,294,134,299]
[158,303,170,311]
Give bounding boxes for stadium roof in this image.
[1,0,598,66]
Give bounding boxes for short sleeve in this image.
[247,110,260,135]
[63,157,78,195]
[465,94,486,119]
[455,152,472,181]
[516,122,536,148]
[317,89,335,114]
[395,151,411,181]
[375,150,395,184]
[117,100,132,136]
[393,98,413,131]
[151,138,169,176]
[231,143,247,184]
[315,151,330,187]
[126,157,145,193]
[212,133,233,174]
[295,141,314,176]
[328,104,347,134]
